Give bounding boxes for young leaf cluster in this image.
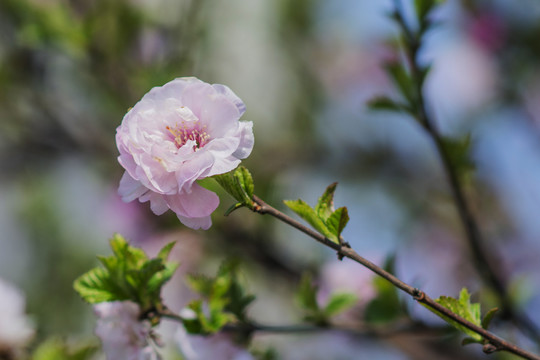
[183,260,255,335]
[73,234,178,314]
[296,273,358,326]
[213,166,255,215]
[284,183,349,244]
[427,288,498,345]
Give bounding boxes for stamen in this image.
[165,121,210,150]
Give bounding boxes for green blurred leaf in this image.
[364,256,404,323]
[296,273,319,313]
[441,134,475,180]
[323,293,358,317]
[368,96,409,113]
[414,0,435,22]
[433,288,483,342]
[315,182,337,220]
[462,337,482,346]
[33,338,98,360]
[184,259,255,333]
[385,63,417,108]
[482,307,499,330]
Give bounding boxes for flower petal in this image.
[212,83,246,116]
[139,191,169,215]
[177,215,212,230]
[118,172,148,202]
[232,121,254,159]
[165,183,219,218]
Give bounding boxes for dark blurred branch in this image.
[391,0,540,343]
[251,195,540,360]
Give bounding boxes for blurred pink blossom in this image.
[318,259,377,320]
[93,301,158,360]
[176,322,253,360]
[0,279,34,356]
[116,77,254,230]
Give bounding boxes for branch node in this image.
[413,288,425,301]
[483,343,501,354]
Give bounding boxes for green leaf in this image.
[440,134,475,180]
[33,338,98,360]
[236,166,254,199]
[213,166,255,209]
[368,96,409,113]
[364,255,404,324]
[224,202,244,216]
[157,241,176,262]
[326,207,349,240]
[385,62,417,108]
[73,267,124,303]
[414,0,435,22]
[74,234,179,314]
[481,307,499,330]
[433,288,483,342]
[296,273,319,313]
[323,293,358,317]
[184,259,255,333]
[315,182,337,220]
[462,337,482,346]
[284,199,338,243]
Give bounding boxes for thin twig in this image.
[391,0,540,342]
[251,195,540,360]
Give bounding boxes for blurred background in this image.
[2,0,540,359]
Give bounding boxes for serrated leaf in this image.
[284,199,338,243]
[324,293,358,317]
[434,288,483,342]
[73,267,125,303]
[315,182,337,220]
[236,166,254,199]
[326,207,349,240]
[213,166,254,209]
[74,234,179,313]
[481,307,499,330]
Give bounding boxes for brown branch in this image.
[251,195,540,360]
[390,0,540,342]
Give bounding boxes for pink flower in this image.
[116,77,254,230]
[93,301,158,360]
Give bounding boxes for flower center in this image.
[166,122,210,150]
